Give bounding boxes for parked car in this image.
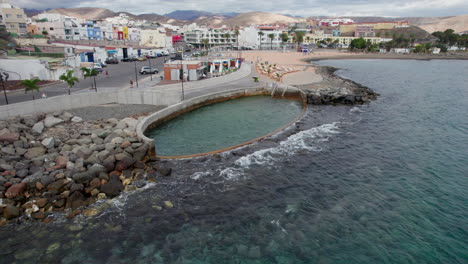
[92,63,103,73]
[139,66,158,74]
[121,57,136,62]
[136,56,147,61]
[105,58,119,64]
[97,61,107,67]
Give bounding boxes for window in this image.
[50,27,54,31]
[17,15,22,18]
[5,14,11,18]
[19,23,26,28]
[10,24,14,28]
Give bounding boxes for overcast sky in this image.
[12,0,468,17]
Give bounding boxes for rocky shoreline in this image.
[297,66,378,105]
[0,111,170,225]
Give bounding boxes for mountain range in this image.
[30,8,468,33]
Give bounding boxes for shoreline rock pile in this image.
[0,111,164,225]
[300,66,379,105]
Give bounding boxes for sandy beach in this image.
[226,49,468,85]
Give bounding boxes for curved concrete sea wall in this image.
[0,89,181,120]
[136,86,307,157]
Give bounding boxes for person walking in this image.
[105,71,109,78]
[130,80,134,88]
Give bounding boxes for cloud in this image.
[12,0,468,17]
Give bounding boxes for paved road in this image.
[0,57,166,105]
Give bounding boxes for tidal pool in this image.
[145,95,304,157]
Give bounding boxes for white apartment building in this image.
[184,28,237,47]
[256,26,285,49]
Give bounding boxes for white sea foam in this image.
[191,171,211,180]
[217,123,340,180]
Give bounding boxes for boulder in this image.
[102,155,115,171]
[22,116,38,126]
[46,179,67,193]
[41,137,55,148]
[44,116,64,128]
[122,117,139,129]
[158,167,172,177]
[61,112,74,121]
[100,174,124,197]
[24,147,46,159]
[55,156,69,169]
[0,128,19,143]
[1,147,16,156]
[31,121,45,135]
[3,205,20,219]
[5,182,26,198]
[71,116,83,123]
[115,156,135,172]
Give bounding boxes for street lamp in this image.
[0,72,9,105]
[180,50,184,101]
[148,56,152,81]
[133,59,139,88]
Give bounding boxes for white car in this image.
[139,66,159,74]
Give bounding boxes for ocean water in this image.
[145,96,303,156]
[0,59,467,264]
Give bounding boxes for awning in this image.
[106,50,117,53]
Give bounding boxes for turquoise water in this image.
[145,95,303,156]
[0,59,467,263]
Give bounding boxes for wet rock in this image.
[158,167,172,177]
[32,211,46,220]
[16,169,29,178]
[133,181,146,188]
[31,121,45,135]
[83,208,99,217]
[36,198,48,208]
[41,137,55,148]
[100,174,124,197]
[24,147,46,159]
[47,179,67,193]
[66,209,81,219]
[71,116,83,123]
[115,156,135,172]
[102,155,115,171]
[70,182,84,192]
[3,205,20,219]
[44,116,64,128]
[72,171,94,184]
[14,162,29,170]
[5,182,26,198]
[164,201,174,208]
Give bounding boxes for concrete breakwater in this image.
[297,66,379,105]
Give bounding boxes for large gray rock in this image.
[1,146,16,156]
[41,137,55,149]
[71,116,83,123]
[100,174,123,197]
[22,116,38,126]
[31,121,45,135]
[44,116,64,128]
[24,147,46,159]
[122,117,139,128]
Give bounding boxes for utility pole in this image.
[134,60,139,88]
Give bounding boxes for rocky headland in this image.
[298,66,379,105]
[0,110,170,225]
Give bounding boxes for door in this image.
[86,52,94,62]
[171,69,179,80]
[123,48,128,59]
[137,49,141,56]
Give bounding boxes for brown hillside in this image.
[223,12,303,26]
[45,7,116,20]
[417,15,468,33]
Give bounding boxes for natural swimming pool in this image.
[145,95,304,157]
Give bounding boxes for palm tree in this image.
[59,70,79,95]
[258,31,264,50]
[268,33,275,50]
[21,78,40,100]
[295,31,305,50]
[202,39,210,54]
[80,67,98,92]
[234,28,240,50]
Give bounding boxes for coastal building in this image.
[257,25,285,49]
[140,28,168,47]
[318,18,354,27]
[302,35,387,48]
[163,60,206,81]
[0,0,27,35]
[355,26,375,37]
[184,28,237,48]
[340,21,410,34]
